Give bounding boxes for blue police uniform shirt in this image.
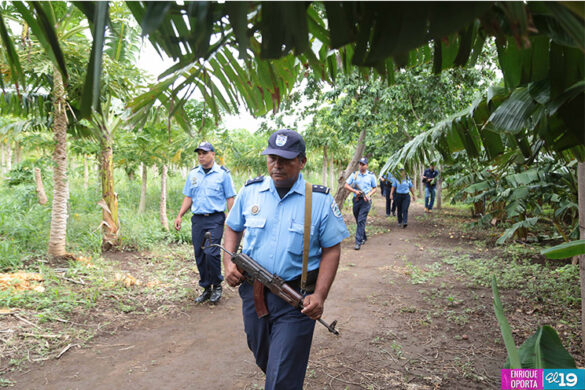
[382,172,394,186]
[423,168,439,187]
[226,174,349,281]
[393,177,413,194]
[346,171,377,198]
[182,162,236,214]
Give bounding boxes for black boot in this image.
[194,287,211,304]
[209,285,222,304]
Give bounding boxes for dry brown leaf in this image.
[0,272,44,292]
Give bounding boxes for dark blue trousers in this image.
[383,186,394,216]
[395,193,411,225]
[239,281,316,390]
[352,197,371,244]
[191,212,225,288]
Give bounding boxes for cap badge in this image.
[275,135,287,147]
[251,205,260,215]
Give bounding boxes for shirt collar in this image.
[197,162,220,174]
[262,173,305,197]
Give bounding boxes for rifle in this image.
[203,232,340,335]
[353,182,366,200]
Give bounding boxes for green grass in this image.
[440,249,580,309]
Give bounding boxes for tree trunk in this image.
[14,144,22,165]
[436,177,443,209]
[48,67,69,258]
[99,135,119,251]
[322,145,328,185]
[6,145,12,171]
[160,164,169,230]
[0,143,5,175]
[577,161,585,354]
[329,157,335,191]
[83,156,89,190]
[334,127,367,209]
[34,167,48,205]
[138,163,147,214]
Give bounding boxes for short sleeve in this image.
[226,187,246,232]
[345,174,355,185]
[223,172,237,198]
[318,196,350,248]
[370,174,377,188]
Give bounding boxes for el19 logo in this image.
[544,369,585,390]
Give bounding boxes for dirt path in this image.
[7,198,507,389]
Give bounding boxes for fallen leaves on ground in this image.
[76,256,94,268]
[0,272,45,292]
[115,273,141,288]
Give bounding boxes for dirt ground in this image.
[3,197,579,389]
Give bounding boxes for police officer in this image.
[379,171,396,217]
[422,163,439,213]
[344,157,377,250]
[391,167,416,228]
[223,129,349,390]
[174,141,236,304]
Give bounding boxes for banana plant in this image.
[492,276,576,369]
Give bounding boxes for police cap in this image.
[195,141,214,152]
[261,129,305,159]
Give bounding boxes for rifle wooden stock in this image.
[230,252,339,335]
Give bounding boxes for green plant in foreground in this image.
[491,276,575,369]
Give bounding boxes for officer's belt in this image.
[193,211,224,217]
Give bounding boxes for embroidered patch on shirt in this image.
[331,202,342,218]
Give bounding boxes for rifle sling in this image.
[301,182,312,292]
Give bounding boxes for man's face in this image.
[430,164,435,170]
[197,150,215,168]
[266,154,306,188]
[359,162,367,173]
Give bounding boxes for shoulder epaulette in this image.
[312,184,330,194]
[190,166,198,171]
[220,165,230,173]
[245,176,264,186]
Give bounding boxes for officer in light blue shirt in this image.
[391,168,416,228]
[174,141,236,304]
[223,129,349,390]
[344,157,377,250]
[380,171,396,216]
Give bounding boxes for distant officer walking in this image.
[344,157,377,250]
[391,168,416,228]
[174,142,236,304]
[223,129,349,390]
[380,171,396,217]
[422,163,439,213]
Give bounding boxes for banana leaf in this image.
[505,325,576,369]
[541,239,585,259]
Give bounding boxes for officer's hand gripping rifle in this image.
[353,182,366,200]
[203,232,339,335]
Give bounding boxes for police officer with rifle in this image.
[344,157,377,250]
[223,129,349,390]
